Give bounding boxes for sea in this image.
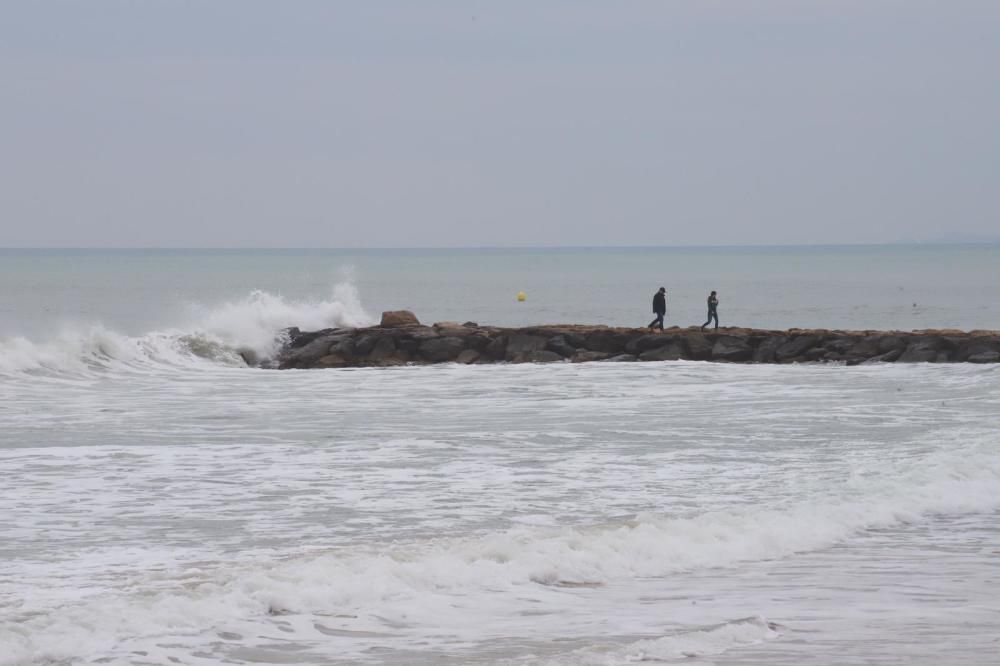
[1,245,999,665]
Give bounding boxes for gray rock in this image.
[513,350,563,363]
[639,344,685,362]
[878,336,908,353]
[237,348,259,367]
[864,348,903,364]
[373,353,409,367]
[419,336,467,362]
[898,338,943,363]
[753,336,787,363]
[583,330,628,354]
[546,335,578,358]
[630,334,673,353]
[463,333,492,352]
[456,349,480,364]
[572,351,610,363]
[956,339,1000,361]
[968,351,1000,363]
[711,336,753,362]
[506,335,548,360]
[683,333,713,360]
[824,338,854,354]
[367,337,396,361]
[329,337,356,357]
[316,353,350,368]
[803,347,827,361]
[847,336,881,360]
[485,336,508,360]
[281,334,341,365]
[285,327,337,349]
[352,335,376,357]
[776,335,820,362]
[402,326,441,341]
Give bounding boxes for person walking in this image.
[701,291,719,331]
[648,287,667,331]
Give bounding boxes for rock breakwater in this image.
[259,311,1000,369]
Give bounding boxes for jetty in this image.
[255,310,1000,369]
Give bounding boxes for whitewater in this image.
[2,248,1000,665]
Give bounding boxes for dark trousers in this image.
[702,310,718,329]
[648,313,664,330]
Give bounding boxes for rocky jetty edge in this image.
[258,310,1000,369]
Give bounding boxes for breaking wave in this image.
[3,438,998,665]
[0,284,372,377]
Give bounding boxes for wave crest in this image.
[0,283,372,377]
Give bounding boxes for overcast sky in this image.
[1,1,997,247]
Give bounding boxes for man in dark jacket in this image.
[701,291,719,331]
[648,287,666,330]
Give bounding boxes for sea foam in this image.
[0,283,372,377]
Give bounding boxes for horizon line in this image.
[1,240,999,252]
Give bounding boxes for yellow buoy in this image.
[516,291,527,302]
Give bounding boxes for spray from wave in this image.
[0,283,372,377]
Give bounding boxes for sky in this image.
[1,1,998,248]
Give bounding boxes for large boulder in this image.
[456,349,481,364]
[433,322,476,337]
[367,336,396,361]
[380,310,420,328]
[572,351,610,363]
[505,335,548,361]
[846,336,881,361]
[512,350,563,364]
[395,326,439,353]
[484,336,508,361]
[682,333,713,360]
[583,330,628,354]
[955,338,1000,362]
[463,333,493,352]
[639,344,685,362]
[878,336,908,354]
[864,348,904,364]
[352,334,377,357]
[753,336,787,363]
[280,333,344,367]
[776,335,821,362]
[898,337,944,363]
[316,353,350,368]
[546,336,577,358]
[419,336,467,362]
[824,338,854,354]
[629,334,673,354]
[285,327,338,349]
[711,336,754,362]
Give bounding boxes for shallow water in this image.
[2,360,999,665]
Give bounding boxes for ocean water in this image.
[1,246,999,665]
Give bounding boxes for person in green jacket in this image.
[701,291,719,331]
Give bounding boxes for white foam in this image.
[0,283,372,377]
[528,616,781,665]
[2,439,998,665]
